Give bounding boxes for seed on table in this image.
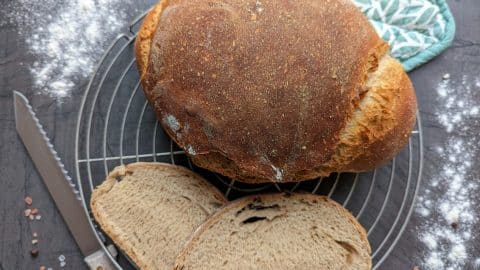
[36,215,42,220]
[32,239,38,245]
[30,249,39,257]
[24,196,33,205]
[33,232,38,238]
[60,261,66,267]
[58,254,66,261]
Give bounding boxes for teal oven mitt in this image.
[352,0,455,72]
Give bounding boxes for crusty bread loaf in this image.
[90,162,227,270]
[136,0,417,183]
[174,193,371,270]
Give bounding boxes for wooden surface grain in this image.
[1,0,479,269]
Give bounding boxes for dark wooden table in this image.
[1,0,479,269]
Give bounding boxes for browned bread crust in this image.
[135,0,417,183]
[135,0,169,79]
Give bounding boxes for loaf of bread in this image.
[90,162,226,270]
[136,0,417,183]
[174,193,371,270]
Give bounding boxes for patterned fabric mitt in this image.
[352,0,455,72]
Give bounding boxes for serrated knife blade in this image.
[13,91,117,270]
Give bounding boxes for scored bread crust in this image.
[174,193,371,270]
[328,55,417,171]
[135,0,417,183]
[90,162,227,270]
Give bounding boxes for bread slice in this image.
[90,162,227,270]
[175,193,371,270]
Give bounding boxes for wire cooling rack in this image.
[74,9,424,270]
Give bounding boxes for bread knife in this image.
[13,91,118,270]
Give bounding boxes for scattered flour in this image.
[255,0,264,13]
[416,74,480,269]
[421,234,438,249]
[2,0,133,99]
[186,145,196,156]
[164,115,181,132]
[271,165,284,182]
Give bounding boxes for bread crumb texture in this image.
[174,193,371,270]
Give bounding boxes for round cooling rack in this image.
[74,10,424,270]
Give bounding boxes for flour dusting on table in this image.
[3,0,132,99]
[416,75,480,269]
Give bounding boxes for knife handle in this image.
[84,245,118,270]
